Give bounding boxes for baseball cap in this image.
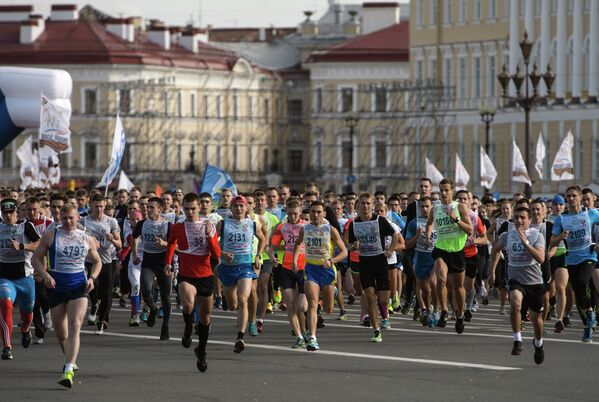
[232,195,248,206]
[1,198,17,212]
[552,195,565,205]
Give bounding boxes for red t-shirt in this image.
[166,220,221,278]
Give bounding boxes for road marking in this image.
[80,329,520,371]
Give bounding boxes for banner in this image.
[38,94,71,154]
[480,146,497,189]
[97,115,126,188]
[551,130,575,181]
[455,153,470,191]
[425,157,444,190]
[512,140,532,185]
[118,170,135,191]
[535,132,546,179]
[199,163,238,203]
[16,136,39,190]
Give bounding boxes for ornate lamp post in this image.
[344,113,359,193]
[497,31,555,197]
[479,106,496,155]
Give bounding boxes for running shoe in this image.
[361,315,371,328]
[62,363,79,372]
[279,301,287,311]
[292,336,306,349]
[221,296,228,311]
[95,321,107,335]
[455,316,465,334]
[582,327,593,343]
[563,316,572,327]
[413,308,421,322]
[533,341,544,364]
[511,341,523,355]
[112,287,121,298]
[317,314,325,328]
[337,310,348,321]
[587,310,597,329]
[388,304,395,315]
[213,296,222,309]
[182,332,192,348]
[140,309,148,322]
[158,307,164,318]
[248,321,259,336]
[306,337,320,351]
[302,331,311,343]
[401,302,410,315]
[129,315,141,327]
[196,352,208,372]
[44,312,53,330]
[1,347,13,360]
[471,300,479,312]
[87,312,96,326]
[482,296,489,305]
[234,339,245,353]
[119,298,127,308]
[160,325,169,340]
[147,307,158,327]
[266,302,273,314]
[58,370,74,388]
[437,311,448,328]
[348,294,356,305]
[391,295,400,311]
[371,330,382,343]
[421,310,428,326]
[33,336,43,344]
[21,329,32,348]
[499,305,507,315]
[381,318,391,329]
[273,289,282,304]
[554,320,565,333]
[257,320,264,333]
[426,312,436,328]
[464,309,473,322]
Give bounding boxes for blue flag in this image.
[97,115,125,188]
[199,163,237,203]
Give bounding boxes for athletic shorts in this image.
[550,254,566,274]
[177,275,214,298]
[495,259,508,289]
[432,248,466,274]
[47,282,87,309]
[388,263,398,270]
[415,263,434,280]
[304,263,336,287]
[259,259,274,275]
[218,264,257,287]
[280,269,304,293]
[508,280,545,313]
[359,255,390,291]
[350,260,360,274]
[0,276,35,312]
[465,254,482,279]
[336,262,349,276]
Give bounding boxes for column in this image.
[571,0,583,102]
[509,0,520,96]
[555,0,567,103]
[525,0,534,40]
[589,0,598,102]
[540,0,551,95]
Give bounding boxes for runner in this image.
[118,209,143,326]
[0,198,40,360]
[31,203,102,388]
[424,178,473,333]
[216,195,265,353]
[293,200,347,350]
[166,193,220,371]
[490,207,546,364]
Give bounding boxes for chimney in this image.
[181,28,207,53]
[258,27,266,42]
[361,2,400,34]
[20,14,44,44]
[147,20,170,50]
[106,18,135,42]
[50,4,78,21]
[170,27,182,44]
[0,5,34,22]
[343,10,361,36]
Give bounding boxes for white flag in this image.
[118,170,135,191]
[535,132,546,179]
[480,146,497,189]
[16,136,40,190]
[97,115,126,188]
[455,153,470,190]
[512,140,532,185]
[425,157,444,190]
[38,95,72,155]
[551,131,575,181]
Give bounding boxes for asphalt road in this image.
[2,296,598,402]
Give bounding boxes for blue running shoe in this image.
[248,321,259,337]
[306,337,320,351]
[587,310,597,329]
[582,327,592,343]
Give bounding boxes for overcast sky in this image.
[11,0,407,28]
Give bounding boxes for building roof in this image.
[0,18,239,71]
[306,22,409,63]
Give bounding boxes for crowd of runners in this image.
[1,178,598,387]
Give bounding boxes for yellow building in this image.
[410,0,599,195]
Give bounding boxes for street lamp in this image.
[344,113,359,193]
[479,105,496,155]
[497,31,554,197]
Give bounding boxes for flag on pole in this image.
[535,132,546,179]
[425,157,444,190]
[97,115,126,188]
[200,163,238,203]
[38,95,71,155]
[512,140,532,185]
[480,146,497,189]
[455,153,470,191]
[155,183,163,197]
[16,136,39,190]
[118,170,135,191]
[551,130,575,181]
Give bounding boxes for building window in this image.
[177,92,182,117]
[314,140,323,169]
[444,0,452,24]
[444,58,452,95]
[459,57,467,98]
[264,99,270,122]
[248,96,254,120]
[232,93,238,120]
[216,144,222,166]
[232,142,239,172]
[118,89,131,115]
[163,91,169,116]
[287,99,303,124]
[488,0,496,19]
[263,148,269,171]
[428,58,437,80]
[473,0,481,21]
[313,87,323,113]
[374,87,387,112]
[473,57,481,98]
[416,0,424,26]
[416,60,424,82]
[429,0,437,25]
[340,87,354,112]
[342,141,352,168]
[2,147,12,168]
[176,144,182,170]
[203,95,209,118]
[288,149,303,172]
[190,93,196,117]
[459,0,467,22]
[84,142,97,168]
[216,96,222,119]
[375,140,387,168]
[488,55,496,97]
[84,89,97,114]
[122,144,131,171]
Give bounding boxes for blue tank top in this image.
[221,218,255,266]
[49,229,89,290]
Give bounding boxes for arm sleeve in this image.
[208,229,221,261]
[533,232,545,249]
[110,218,120,234]
[551,216,563,235]
[165,224,179,265]
[24,221,41,242]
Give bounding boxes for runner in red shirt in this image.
[166,193,220,372]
